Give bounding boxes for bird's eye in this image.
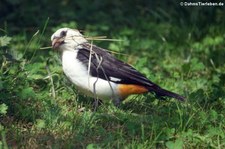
[60,30,67,37]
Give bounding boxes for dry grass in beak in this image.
[40,46,52,50]
[85,36,122,42]
[41,33,126,56]
[84,35,127,56]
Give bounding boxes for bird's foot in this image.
[92,98,102,111]
[113,98,121,107]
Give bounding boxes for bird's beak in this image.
[52,37,64,49]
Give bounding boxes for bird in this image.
[51,28,185,106]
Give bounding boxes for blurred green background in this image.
[0,0,225,148]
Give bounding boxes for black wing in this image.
[77,43,155,86]
[76,43,185,101]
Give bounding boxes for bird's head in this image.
[51,28,87,51]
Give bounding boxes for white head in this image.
[51,28,87,51]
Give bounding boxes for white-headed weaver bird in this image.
[51,28,185,106]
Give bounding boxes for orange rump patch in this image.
[118,84,148,98]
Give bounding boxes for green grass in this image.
[1,3,225,148]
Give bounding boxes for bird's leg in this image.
[93,98,99,111]
[92,98,103,111]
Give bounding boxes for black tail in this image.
[148,86,185,101]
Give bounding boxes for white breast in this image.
[61,49,120,100]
